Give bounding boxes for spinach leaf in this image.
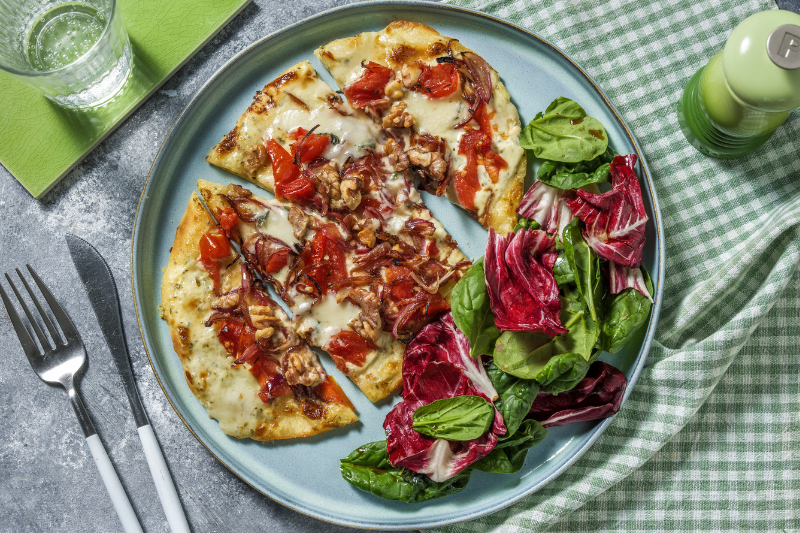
[601,267,654,353]
[492,330,555,380]
[563,219,604,323]
[513,217,542,232]
[552,253,575,286]
[452,257,501,358]
[486,360,540,436]
[535,145,616,190]
[471,420,548,474]
[340,441,472,503]
[554,295,600,359]
[534,352,591,394]
[412,396,495,441]
[519,97,609,163]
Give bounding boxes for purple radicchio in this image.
[384,312,506,482]
[608,261,653,302]
[516,181,576,238]
[566,154,648,268]
[485,228,567,336]
[529,361,627,428]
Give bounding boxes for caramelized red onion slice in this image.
[460,52,492,103]
[404,218,436,236]
[230,197,270,223]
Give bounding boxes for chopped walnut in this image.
[407,148,447,181]
[212,292,239,309]
[348,288,382,331]
[348,317,381,343]
[254,327,275,342]
[282,346,324,387]
[340,178,363,210]
[312,160,341,201]
[384,78,404,99]
[243,144,268,175]
[384,138,410,171]
[288,207,309,240]
[249,305,280,329]
[357,226,377,248]
[401,63,422,88]
[382,101,415,129]
[226,184,252,199]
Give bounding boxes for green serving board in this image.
[0,0,251,199]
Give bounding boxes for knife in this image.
[66,234,191,533]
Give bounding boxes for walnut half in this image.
[282,345,324,387]
[382,101,415,129]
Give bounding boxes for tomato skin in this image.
[455,105,508,210]
[217,320,256,360]
[198,232,231,291]
[327,331,377,372]
[343,62,394,108]
[417,63,459,98]
[314,376,354,409]
[308,231,346,293]
[218,208,238,231]
[290,128,330,163]
[266,139,316,202]
[263,249,289,274]
[250,357,292,402]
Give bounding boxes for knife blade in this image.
[66,234,190,533]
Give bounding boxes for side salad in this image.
[340,97,654,503]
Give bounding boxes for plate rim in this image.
[131,1,665,529]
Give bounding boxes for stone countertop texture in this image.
[2,0,798,532]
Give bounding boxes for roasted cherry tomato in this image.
[328,331,377,372]
[417,62,459,98]
[266,139,316,202]
[343,62,394,108]
[290,128,331,163]
[250,357,292,402]
[198,231,231,290]
[313,376,354,408]
[218,208,238,231]
[455,124,507,210]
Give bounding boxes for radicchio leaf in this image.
[516,181,576,238]
[485,229,567,336]
[608,261,653,302]
[528,361,627,428]
[384,312,505,482]
[566,154,648,268]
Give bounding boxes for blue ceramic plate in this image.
[132,2,664,529]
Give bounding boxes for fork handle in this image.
[138,425,191,533]
[86,434,144,533]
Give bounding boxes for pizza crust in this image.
[160,193,357,441]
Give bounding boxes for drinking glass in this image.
[0,0,132,108]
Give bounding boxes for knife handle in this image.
[85,434,144,533]
[138,425,191,533]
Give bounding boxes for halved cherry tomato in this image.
[250,357,292,402]
[309,231,346,290]
[473,100,494,137]
[417,62,459,98]
[217,320,255,360]
[266,139,316,202]
[343,62,394,108]
[327,331,377,372]
[313,376,354,409]
[290,128,330,163]
[455,126,508,210]
[263,248,289,274]
[218,208,238,231]
[198,231,231,290]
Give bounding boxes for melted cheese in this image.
[295,294,361,347]
[258,205,299,246]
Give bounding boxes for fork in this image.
[0,266,143,533]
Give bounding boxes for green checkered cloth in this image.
[436,0,800,531]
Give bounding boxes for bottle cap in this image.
[723,10,800,112]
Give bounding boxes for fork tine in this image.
[26,265,80,342]
[0,280,41,358]
[16,268,63,346]
[4,273,52,352]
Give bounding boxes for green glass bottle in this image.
[678,10,800,159]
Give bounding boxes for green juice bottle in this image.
[678,10,800,159]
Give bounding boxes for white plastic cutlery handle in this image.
[138,425,191,533]
[85,434,144,533]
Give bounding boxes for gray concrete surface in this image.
[2,0,798,531]
[0,1,419,531]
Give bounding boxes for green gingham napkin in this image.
[436,0,800,531]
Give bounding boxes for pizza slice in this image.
[197,180,469,402]
[206,60,387,209]
[315,21,527,235]
[160,193,357,440]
